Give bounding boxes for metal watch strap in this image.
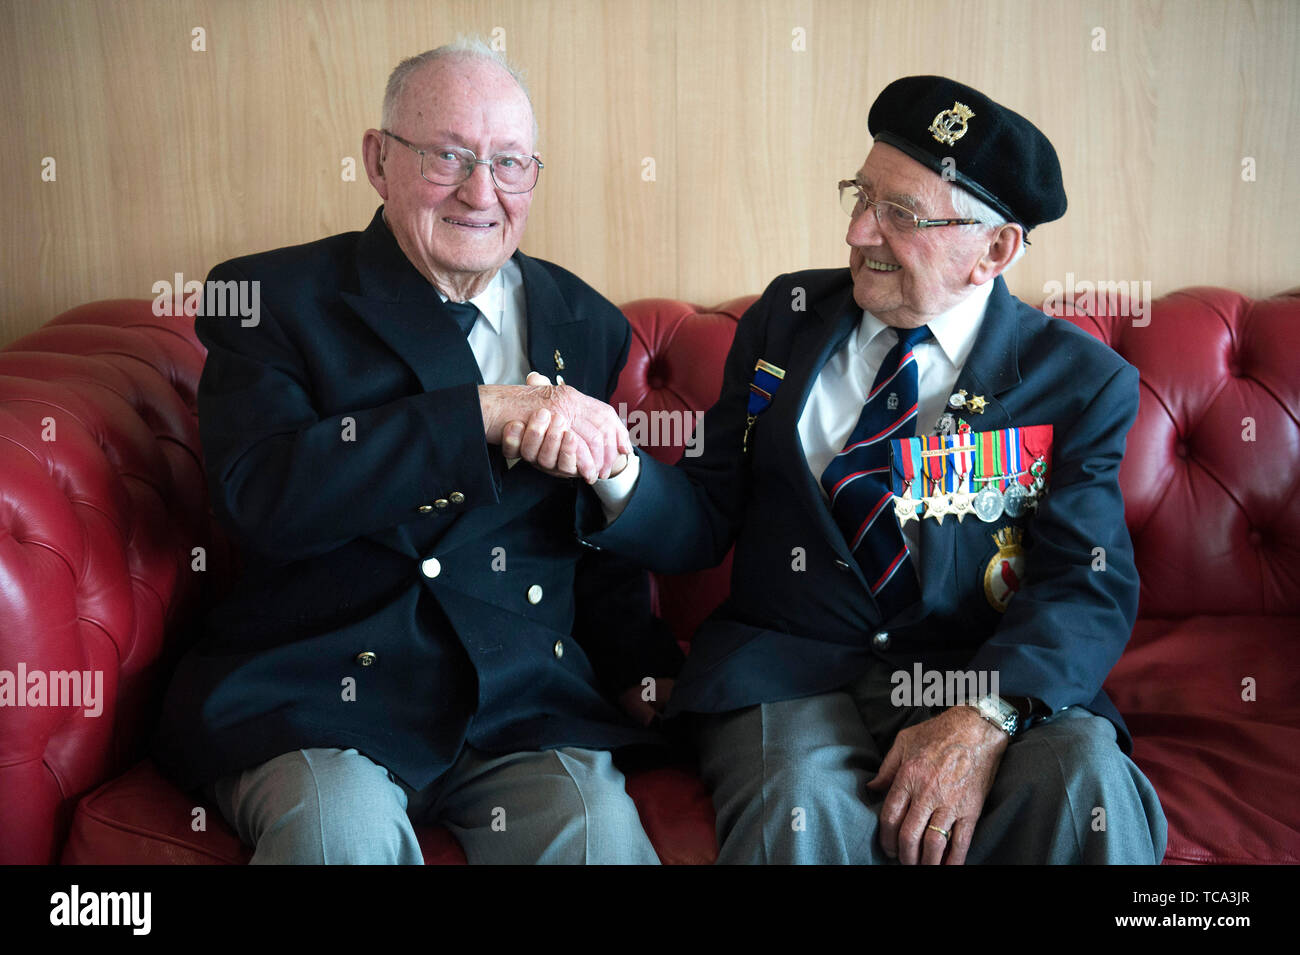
[967,693,1020,736]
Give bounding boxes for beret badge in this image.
[928,101,975,146]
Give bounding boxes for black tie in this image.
[443,300,480,337]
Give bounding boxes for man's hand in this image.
[480,373,631,483]
[616,677,675,727]
[494,373,630,482]
[865,705,1010,865]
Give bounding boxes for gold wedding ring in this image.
[926,824,950,840]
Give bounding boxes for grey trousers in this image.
[206,745,661,865]
[697,662,1168,864]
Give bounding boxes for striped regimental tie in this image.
[819,323,931,620]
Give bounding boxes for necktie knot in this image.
[897,324,932,351]
[442,300,480,338]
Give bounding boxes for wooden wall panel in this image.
[1,0,1296,345]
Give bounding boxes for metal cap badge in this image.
[929,102,975,146]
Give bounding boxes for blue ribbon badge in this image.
[744,359,786,451]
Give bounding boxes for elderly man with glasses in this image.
[153,40,683,864]
[518,75,1167,864]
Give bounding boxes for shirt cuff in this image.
[592,450,641,525]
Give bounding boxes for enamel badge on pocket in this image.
[984,525,1026,612]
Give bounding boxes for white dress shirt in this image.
[798,279,993,490]
[435,257,530,387]
[594,280,996,544]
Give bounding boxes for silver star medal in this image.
[894,495,921,525]
[923,493,951,525]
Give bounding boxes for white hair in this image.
[381,37,538,145]
[949,183,1027,267]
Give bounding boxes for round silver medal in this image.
[1003,483,1029,518]
[974,486,1003,522]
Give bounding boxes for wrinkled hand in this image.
[864,705,1009,865]
[481,373,631,483]
[617,677,675,728]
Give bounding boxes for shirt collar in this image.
[856,278,995,369]
[434,258,521,335]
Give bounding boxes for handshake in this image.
[479,372,632,484]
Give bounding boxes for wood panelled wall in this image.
[1,0,1296,344]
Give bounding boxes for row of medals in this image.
[893,455,1049,525]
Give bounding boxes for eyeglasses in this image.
[838,180,984,234]
[382,130,543,193]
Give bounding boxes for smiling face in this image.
[845,142,994,328]
[363,54,537,301]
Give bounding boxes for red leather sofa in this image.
[1,287,1296,865]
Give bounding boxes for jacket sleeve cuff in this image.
[590,450,641,525]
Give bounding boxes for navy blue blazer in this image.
[154,207,682,792]
[580,269,1141,752]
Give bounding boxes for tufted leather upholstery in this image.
[1064,288,1300,618]
[1,288,1296,865]
[1063,286,1300,864]
[612,298,752,645]
[0,302,230,864]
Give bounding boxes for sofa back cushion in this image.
[1058,287,1300,620]
[612,297,752,643]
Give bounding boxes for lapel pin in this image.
[966,394,988,414]
[744,359,787,452]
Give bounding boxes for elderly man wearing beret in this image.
[511,75,1168,864]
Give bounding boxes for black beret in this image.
[867,75,1066,232]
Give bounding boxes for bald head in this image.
[382,42,537,146]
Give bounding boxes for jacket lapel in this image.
[770,281,868,575]
[516,253,592,389]
[340,207,483,394]
[948,276,1021,432]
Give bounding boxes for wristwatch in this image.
[966,693,1021,736]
